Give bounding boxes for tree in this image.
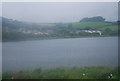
[80,16,105,22]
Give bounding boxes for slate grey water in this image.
[3,37,118,72]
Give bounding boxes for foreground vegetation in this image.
[3,66,118,79]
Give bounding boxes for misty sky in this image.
[2,2,118,23]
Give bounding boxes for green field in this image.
[3,66,118,79]
[66,22,118,31]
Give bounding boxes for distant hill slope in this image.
[67,22,118,31]
[1,17,118,41]
[1,17,118,30]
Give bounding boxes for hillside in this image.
[66,22,118,31]
[1,17,118,41]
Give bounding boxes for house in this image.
[75,30,102,36]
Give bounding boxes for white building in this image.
[75,30,102,36]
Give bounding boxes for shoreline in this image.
[2,36,118,42]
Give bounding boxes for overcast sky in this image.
[2,2,118,23]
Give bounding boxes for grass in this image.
[2,66,119,79]
[71,22,112,28]
[41,22,117,31]
[66,22,118,31]
[100,25,118,30]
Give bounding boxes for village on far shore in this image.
[1,16,118,41]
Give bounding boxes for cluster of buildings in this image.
[21,29,54,35]
[3,27,54,35]
[3,26,102,36]
[75,30,102,35]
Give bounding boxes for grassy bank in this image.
[2,66,118,79]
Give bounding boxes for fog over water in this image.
[1,2,118,72]
[3,37,118,72]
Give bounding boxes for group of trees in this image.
[80,16,105,22]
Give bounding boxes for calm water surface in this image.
[3,37,118,72]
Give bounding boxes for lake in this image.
[3,37,118,72]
